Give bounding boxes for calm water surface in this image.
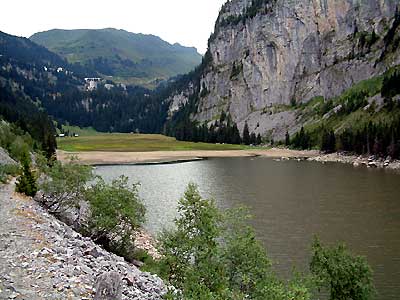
[95,158,400,300]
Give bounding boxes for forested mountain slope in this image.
[31,28,202,87]
[0,31,169,134]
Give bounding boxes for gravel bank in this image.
[57,148,319,165]
[0,180,167,299]
[308,153,400,171]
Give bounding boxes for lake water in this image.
[95,157,400,299]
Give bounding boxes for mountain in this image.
[30,28,203,87]
[0,31,61,157]
[0,30,168,134]
[165,0,400,157]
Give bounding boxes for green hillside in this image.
[30,28,202,86]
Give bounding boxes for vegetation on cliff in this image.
[287,66,400,159]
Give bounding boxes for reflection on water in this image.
[96,157,400,300]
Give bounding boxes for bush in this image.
[15,153,37,197]
[9,136,30,162]
[0,164,21,183]
[159,184,312,300]
[38,159,93,215]
[84,176,146,261]
[310,238,375,300]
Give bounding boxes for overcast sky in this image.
[1,0,227,54]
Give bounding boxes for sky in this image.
[0,0,227,54]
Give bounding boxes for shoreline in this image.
[308,152,400,171]
[57,148,319,165]
[57,148,400,171]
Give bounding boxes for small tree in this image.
[160,183,226,297]
[250,132,257,145]
[310,238,375,300]
[39,159,93,216]
[222,208,276,299]
[285,131,290,146]
[84,176,146,261]
[256,133,262,145]
[16,153,37,197]
[321,129,336,153]
[160,184,312,300]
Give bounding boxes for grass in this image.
[57,133,249,152]
[59,125,102,137]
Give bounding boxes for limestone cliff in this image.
[169,0,400,140]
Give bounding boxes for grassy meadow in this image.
[57,133,249,152]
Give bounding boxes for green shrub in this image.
[15,153,37,197]
[159,184,312,300]
[84,176,146,261]
[0,164,21,183]
[310,238,375,300]
[38,159,93,215]
[9,136,30,163]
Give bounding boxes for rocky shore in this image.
[307,152,400,171]
[0,180,167,300]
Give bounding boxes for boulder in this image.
[94,272,122,300]
[0,147,17,165]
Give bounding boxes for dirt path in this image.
[57,148,319,165]
[0,180,60,299]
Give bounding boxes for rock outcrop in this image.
[169,0,400,140]
[0,147,17,166]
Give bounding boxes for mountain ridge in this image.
[166,0,400,140]
[30,28,202,87]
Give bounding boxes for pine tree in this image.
[256,133,262,145]
[285,131,290,146]
[250,133,257,145]
[232,124,241,145]
[321,129,336,153]
[243,122,250,145]
[16,153,37,197]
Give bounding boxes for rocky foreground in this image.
[0,180,167,300]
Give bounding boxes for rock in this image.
[132,259,144,268]
[94,272,122,300]
[167,0,399,142]
[84,247,102,258]
[123,273,136,287]
[0,147,17,166]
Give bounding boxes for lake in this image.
[95,157,400,299]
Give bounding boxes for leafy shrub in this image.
[15,153,37,197]
[0,164,21,183]
[159,184,312,300]
[310,238,375,300]
[9,136,30,163]
[84,176,146,261]
[38,159,93,215]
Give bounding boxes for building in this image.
[84,78,102,91]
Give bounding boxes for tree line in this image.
[287,68,400,159]
[166,111,262,146]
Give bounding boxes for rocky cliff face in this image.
[170,0,400,140]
